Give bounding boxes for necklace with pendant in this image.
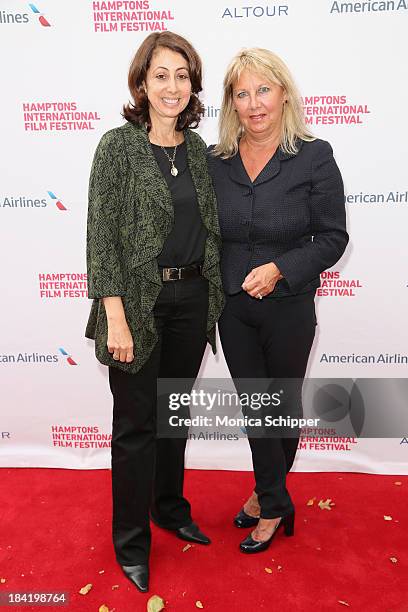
[160,144,178,176]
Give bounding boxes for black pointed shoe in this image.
[234,508,260,528]
[239,511,295,554]
[121,564,149,592]
[176,522,211,545]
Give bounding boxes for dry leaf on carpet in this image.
[99,606,109,612]
[338,601,350,607]
[264,567,272,573]
[147,594,165,611]
[383,515,393,521]
[79,583,93,595]
[196,601,204,609]
[390,557,398,563]
[0,579,6,584]
[182,544,192,552]
[307,497,316,506]
[318,499,335,510]
[98,570,105,574]
[111,585,119,590]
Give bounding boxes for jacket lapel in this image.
[228,141,303,187]
[229,153,251,187]
[123,122,174,220]
[185,130,220,236]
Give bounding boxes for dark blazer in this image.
[85,122,225,374]
[207,139,349,296]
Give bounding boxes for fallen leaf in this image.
[196,602,204,609]
[384,515,393,521]
[0,579,6,584]
[99,570,105,574]
[182,544,192,552]
[307,497,316,506]
[264,567,272,573]
[111,585,119,590]
[99,606,109,612]
[390,557,398,563]
[338,601,350,607]
[394,482,402,486]
[147,594,165,612]
[79,584,93,595]
[318,499,335,511]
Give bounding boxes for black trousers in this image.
[218,290,316,519]
[108,276,209,565]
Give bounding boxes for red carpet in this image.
[0,469,407,611]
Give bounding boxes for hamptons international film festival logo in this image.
[38,273,88,299]
[329,0,408,14]
[0,3,51,27]
[202,97,372,127]
[51,425,111,449]
[22,102,101,132]
[302,95,371,126]
[0,347,78,366]
[92,1,175,33]
[298,427,357,452]
[0,190,68,211]
[317,270,363,298]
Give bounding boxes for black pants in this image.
[108,276,209,565]
[218,290,316,519]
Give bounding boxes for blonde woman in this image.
[208,49,348,553]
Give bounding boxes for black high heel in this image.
[239,510,295,553]
[233,508,260,528]
[121,564,149,592]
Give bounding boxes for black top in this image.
[151,141,207,268]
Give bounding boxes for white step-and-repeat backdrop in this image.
[1,1,407,473]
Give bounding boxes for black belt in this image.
[160,263,202,282]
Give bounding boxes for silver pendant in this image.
[171,165,178,177]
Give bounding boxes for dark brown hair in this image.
[122,31,204,131]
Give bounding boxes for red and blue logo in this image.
[29,4,51,27]
[58,347,78,366]
[47,191,67,211]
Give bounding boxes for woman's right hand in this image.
[107,320,134,363]
[102,297,134,363]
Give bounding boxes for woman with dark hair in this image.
[85,31,224,592]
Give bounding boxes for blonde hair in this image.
[213,48,314,158]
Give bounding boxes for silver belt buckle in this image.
[163,267,181,281]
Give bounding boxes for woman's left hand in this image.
[242,262,283,298]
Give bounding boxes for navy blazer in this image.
[207,139,349,296]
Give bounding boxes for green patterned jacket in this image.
[85,121,225,373]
